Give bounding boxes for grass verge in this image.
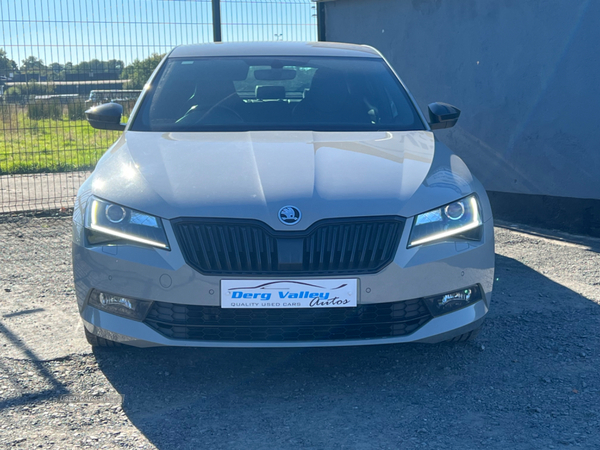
[0,104,121,175]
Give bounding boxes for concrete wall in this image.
[323,0,600,200]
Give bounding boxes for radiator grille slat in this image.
[370,224,383,264]
[329,227,338,267]
[172,217,404,276]
[349,225,360,266]
[207,226,222,271]
[252,228,262,269]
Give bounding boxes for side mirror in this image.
[428,102,461,130]
[85,102,126,131]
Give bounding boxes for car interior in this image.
[136,56,421,131]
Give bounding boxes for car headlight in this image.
[84,197,170,249]
[408,194,482,247]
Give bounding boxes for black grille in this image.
[143,299,432,342]
[172,217,405,276]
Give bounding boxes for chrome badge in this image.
[278,205,301,225]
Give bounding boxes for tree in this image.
[71,58,124,76]
[48,62,65,81]
[0,48,17,77]
[121,53,165,89]
[21,56,46,72]
[19,56,48,81]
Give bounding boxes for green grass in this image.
[0,104,121,175]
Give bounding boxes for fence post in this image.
[212,0,222,42]
[317,2,326,41]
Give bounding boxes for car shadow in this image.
[94,254,600,449]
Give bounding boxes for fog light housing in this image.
[423,285,482,316]
[88,289,152,321]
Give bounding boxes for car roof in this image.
[169,42,382,59]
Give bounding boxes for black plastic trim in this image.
[143,296,433,342]
[171,215,406,276]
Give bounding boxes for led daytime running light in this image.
[88,223,169,249]
[410,196,481,247]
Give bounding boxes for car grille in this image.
[143,298,432,342]
[171,217,405,276]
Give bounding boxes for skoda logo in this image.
[278,205,302,225]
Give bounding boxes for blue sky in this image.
[0,0,316,66]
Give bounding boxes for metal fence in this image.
[0,0,317,213]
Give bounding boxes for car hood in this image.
[89,130,475,229]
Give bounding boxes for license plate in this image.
[221,279,358,309]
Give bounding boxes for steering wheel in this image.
[176,104,244,126]
[200,105,244,123]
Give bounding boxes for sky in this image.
[0,0,317,67]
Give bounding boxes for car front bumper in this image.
[73,216,494,347]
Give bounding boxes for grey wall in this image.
[324,0,600,200]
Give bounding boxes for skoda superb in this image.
[74,42,494,347]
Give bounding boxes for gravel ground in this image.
[0,215,599,449]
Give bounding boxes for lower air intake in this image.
[143,298,432,342]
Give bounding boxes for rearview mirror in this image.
[85,102,126,131]
[428,102,461,130]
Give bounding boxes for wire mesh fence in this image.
[221,0,317,41]
[0,0,317,213]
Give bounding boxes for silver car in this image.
[74,42,494,348]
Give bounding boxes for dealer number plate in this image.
[221,279,358,309]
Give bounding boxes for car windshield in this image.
[129,56,425,132]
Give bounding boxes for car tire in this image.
[447,326,481,343]
[84,329,123,348]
